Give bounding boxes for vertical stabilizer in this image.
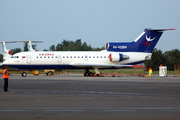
[0,42,14,61]
[106,28,175,53]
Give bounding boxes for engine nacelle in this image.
[109,53,129,62]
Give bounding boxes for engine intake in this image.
[109,53,129,62]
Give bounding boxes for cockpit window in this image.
[11,56,19,58]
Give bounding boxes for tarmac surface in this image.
[0,74,180,120]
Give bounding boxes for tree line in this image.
[144,48,180,71]
[44,39,105,51]
[0,39,179,71]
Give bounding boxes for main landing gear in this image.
[84,68,101,77]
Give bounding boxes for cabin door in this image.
[26,55,31,64]
[57,55,62,64]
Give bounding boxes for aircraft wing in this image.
[70,62,133,68]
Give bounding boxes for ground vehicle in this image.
[44,69,55,76]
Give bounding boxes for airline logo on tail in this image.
[141,42,151,47]
[146,35,156,41]
[141,35,156,47]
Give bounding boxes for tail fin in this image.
[134,28,175,52]
[106,28,175,53]
[0,41,14,61]
[28,41,34,51]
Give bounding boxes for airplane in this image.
[0,41,14,61]
[2,28,175,77]
[0,41,42,62]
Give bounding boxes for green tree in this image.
[144,48,166,70]
[56,43,63,51]
[0,54,3,62]
[50,45,56,51]
[12,48,22,55]
[164,49,180,70]
[23,42,28,51]
[32,44,37,50]
[92,46,105,51]
[80,42,92,51]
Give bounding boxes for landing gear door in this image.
[26,55,31,64]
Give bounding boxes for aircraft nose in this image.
[2,59,10,65]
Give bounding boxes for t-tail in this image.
[106,28,175,53]
[12,41,43,52]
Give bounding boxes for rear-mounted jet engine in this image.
[109,53,129,62]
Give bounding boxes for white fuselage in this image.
[2,51,151,70]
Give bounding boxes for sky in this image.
[0,0,179,53]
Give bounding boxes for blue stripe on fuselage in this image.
[3,60,144,70]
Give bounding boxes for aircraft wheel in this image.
[22,72,27,77]
[84,72,89,77]
[89,72,93,77]
[48,71,53,76]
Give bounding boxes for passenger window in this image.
[48,56,50,58]
[67,56,68,58]
[78,56,80,58]
[97,56,98,58]
[44,57,46,58]
[74,56,76,58]
[100,56,102,58]
[104,56,106,58]
[93,56,95,58]
[82,56,83,58]
[36,56,38,58]
[52,56,53,58]
[40,56,42,58]
[55,56,57,58]
[63,56,65,58]
[70,56,72,58]
[89,56,91,58]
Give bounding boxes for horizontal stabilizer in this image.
[0,41,16,43]
[12,41,43,43]
[147,28,176,31]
